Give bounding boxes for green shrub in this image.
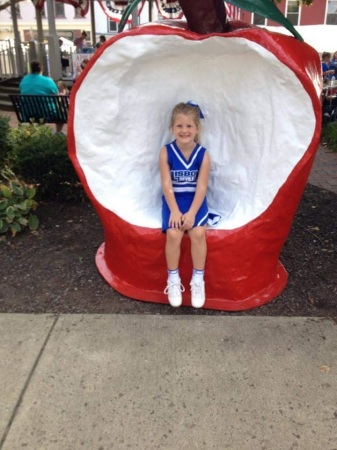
[0,115,12,171]
[10,124,84,201]
[9,122,54,150]
[0,168,39,237]
[322,122,337,152]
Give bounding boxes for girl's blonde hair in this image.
[170,102,202,143]
[57,81,69,94]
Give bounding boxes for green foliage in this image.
[0,115,12,171]
[10,124,84,201]
[322,122,337,152]
[0,168,39,237]
[9,121,54,149]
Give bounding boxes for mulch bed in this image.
[1,184,336,317]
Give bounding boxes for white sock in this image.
[191,268,204,284]
[168,268,180,284]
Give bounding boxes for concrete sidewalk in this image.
[1,315,336,450]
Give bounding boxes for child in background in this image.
[74,58,89,82]
[57,81,69,95]
[159,102,210,309]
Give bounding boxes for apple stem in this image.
[178,0,228,34]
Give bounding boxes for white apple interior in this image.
[73,31,316,230]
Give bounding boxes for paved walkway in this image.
[1,315,336,450]
[308,145,337,194]
[2,110,337,194]
[1,112,336,450]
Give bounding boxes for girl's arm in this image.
[181,151,210,230]
[159,146,183,229]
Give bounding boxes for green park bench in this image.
[9,94,70,125]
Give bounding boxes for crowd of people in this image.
[59,31,107,79]
[321,52,337,123]
[321,51,337,82]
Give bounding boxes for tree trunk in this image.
[178,0,228,34]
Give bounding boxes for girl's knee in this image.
[166,229,184,244]
[188,226,206,242]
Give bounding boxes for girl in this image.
[159,102,210,308]
[322,52,335,81]
[57,81,69,95]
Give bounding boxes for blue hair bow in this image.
[187,101,205,119]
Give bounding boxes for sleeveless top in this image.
[166,140,206,195]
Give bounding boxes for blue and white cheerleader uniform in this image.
[162,140,209,232]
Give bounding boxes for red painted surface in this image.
[68,22,322,310]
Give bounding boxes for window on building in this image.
[55,2,65,18]
[286,0,300,26]
[253,13,266,26]
[108,19,118,33]
[327,0,337,24]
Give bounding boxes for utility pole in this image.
[131,0,138,28]
[46,0,62,80]
[90,0,96,46]
[10,0,24,76]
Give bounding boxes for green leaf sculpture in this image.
[225,0,303,41]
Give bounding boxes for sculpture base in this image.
[96,243,288,311]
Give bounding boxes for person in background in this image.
[330,51,337,76]
[74,58,89,82]
[20,60,64,133]
[57,81,69,96]
[20,60,58,96]
[95,35,106,50]
[74,31,88,53]
[59,39,70,76]
[322,52,335,81]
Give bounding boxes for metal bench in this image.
[9,94,70,124]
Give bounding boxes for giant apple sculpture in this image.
[68,9,322,310]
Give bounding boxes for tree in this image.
[0,0,24,12]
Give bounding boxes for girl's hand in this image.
[169,211,183,229]
[181,211,196,231]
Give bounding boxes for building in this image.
[240,0,337,27]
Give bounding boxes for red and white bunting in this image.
[31,0,45,8]
[98,1,146,23]
[155,1,183,19]
[225,2,240,20]
[58,0,89,17]
[99,0,182,23]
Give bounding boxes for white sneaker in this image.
[190,281,205,308]
[164,281,185,307]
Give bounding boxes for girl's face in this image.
[172,113,199,147]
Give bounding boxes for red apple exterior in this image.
[68,21,322,310]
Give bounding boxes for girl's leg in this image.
[188,226,207,308]
[164,229,185,307]
[165,228,184,270]
[188,226,207,270]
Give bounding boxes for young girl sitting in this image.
[57,81,69,96]
[159,102,210,308]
